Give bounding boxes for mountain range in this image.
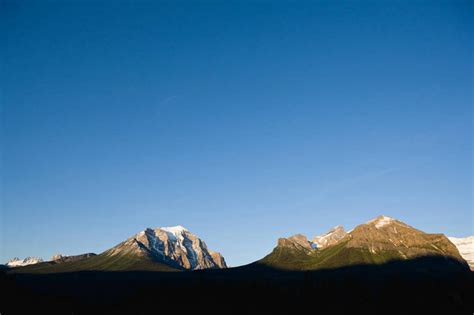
[259,215,470,271]
[6,257,44,268]
[3,216,472,272]
[3,215,473,314]
[4,225,226,273]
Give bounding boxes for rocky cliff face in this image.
[104,225,227,270]
[312,225,347,248]
[277,234,313,252]
[209,250,227,268]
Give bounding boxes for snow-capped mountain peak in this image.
[6,256,43,268]
[160,225,188,235]
[312,225,347,248]
[105,225,227,270]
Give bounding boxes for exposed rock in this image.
[51,254,64,261]
[277,234,314,254]
[312,225,347,249]
[104,225,227,270]
[209,250,227,268]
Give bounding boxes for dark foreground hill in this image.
[1,256,472,314]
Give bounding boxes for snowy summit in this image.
[160,225,188,235]
[6,257,43,268]
[106,225,227,270]
[367,215,396,229]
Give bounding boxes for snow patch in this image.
[312,226,346,249]
[160,226,188,251]
[6,257,43,267]
[448,236,474,269]
[161,225,188,235]
[368,215,395,229]
[142,226,204,269]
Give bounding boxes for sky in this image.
[1,0,472,267]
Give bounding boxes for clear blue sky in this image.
[1,0,472,267]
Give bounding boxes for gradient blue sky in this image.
[1,0,472,266]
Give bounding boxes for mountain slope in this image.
[259,215,469,271]
[12,250,178,274]
[346,216,463,261]
[10,225,226,274]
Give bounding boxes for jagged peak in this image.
[6,256,43,267]
[160,225,188,235]
[312,225,347,249]
[139,225,189,237]
[117,225,225,270]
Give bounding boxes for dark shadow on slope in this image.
[1,256,472,314]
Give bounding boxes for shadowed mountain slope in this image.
[259,215,468,271]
